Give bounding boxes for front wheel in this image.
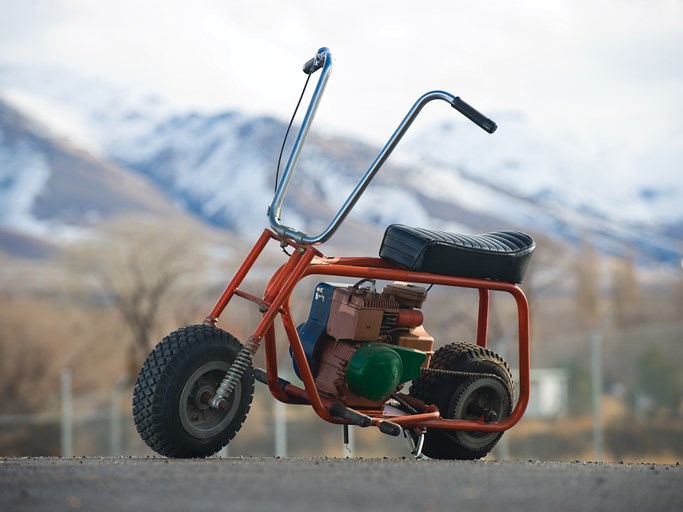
[133,324,255,458]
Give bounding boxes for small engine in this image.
[295,280,434,408]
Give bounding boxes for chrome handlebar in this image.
[267,47,496,246]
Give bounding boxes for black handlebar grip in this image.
[303,47,331,75]
[302,57,317,74]
[303,56,324,75]
[451,97,497,133]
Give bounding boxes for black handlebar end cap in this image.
[302,57,317,74]
[451,97,498,134]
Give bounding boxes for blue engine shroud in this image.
[293,282,347,377]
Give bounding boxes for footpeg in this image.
[329,402,372,427]
[379,420,402,437]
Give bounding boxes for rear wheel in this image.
[133,324,254,458]
[409,341,513,460]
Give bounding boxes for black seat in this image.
[379,224,535,284]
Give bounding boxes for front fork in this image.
[207,232,320,409]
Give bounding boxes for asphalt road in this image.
[1,457,681,512]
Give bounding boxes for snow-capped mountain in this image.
[102,105,681,264]
[407,113,683,226]
[0,65,680,265]
[405,114,683,263]
[0,96,184,257]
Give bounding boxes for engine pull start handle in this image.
[451,97,497,134]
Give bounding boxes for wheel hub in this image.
[179,361,242,439]
[193,385,215,410]
[449,376,511,447]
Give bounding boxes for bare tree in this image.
[574,238,602,331]
[0,296,50,414]
[64,215,209,379]
[611,250,640,327]
[522,232,572,339]
[673,253,683,319]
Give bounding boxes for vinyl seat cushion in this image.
[379,224,535,284]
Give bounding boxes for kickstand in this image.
[343,424,352,456]
[403,429,425,459]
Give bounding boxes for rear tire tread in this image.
[409,341,513,460]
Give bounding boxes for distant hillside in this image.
[0,227,55,259]
[0,100,189,249]
[0,65,681,265]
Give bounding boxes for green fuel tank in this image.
[346,343,426,401]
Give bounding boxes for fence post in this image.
[110,374,128,456]
[591,329,603,461]
[274,398,287,457]
[61,368,73,457]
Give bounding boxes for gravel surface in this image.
[1,457,681,512]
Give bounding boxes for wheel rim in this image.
[179,361,241,439]
[449,376,510,449]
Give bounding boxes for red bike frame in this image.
[204,228,531,434]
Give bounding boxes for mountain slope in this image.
[0,100,185,250]
[0,65,680,265]
[407,113,683,226]
[405,115,683,264]
[105,107,681,264]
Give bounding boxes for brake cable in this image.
[274,74,312,256]
[275,73,312,195]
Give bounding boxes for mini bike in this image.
[133,48,535,460]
